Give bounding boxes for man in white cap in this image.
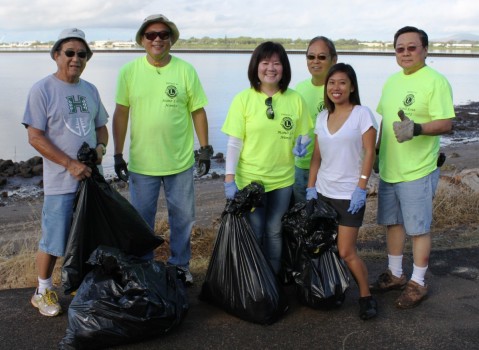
[112,14,212,285]
[22,28,109,316]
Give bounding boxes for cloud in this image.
[1,0,479,42]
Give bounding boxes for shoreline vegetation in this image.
[2,48,479,58]
[4,36,479,57]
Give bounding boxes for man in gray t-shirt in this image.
[22,28,109,317]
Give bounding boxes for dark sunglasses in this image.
[395,45,421,54]
[306,54,329,61]
[144,31,171,41]
[62,50,88,59]
[265,97,274,119]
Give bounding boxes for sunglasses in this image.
[395,45,422,54]
[306,54,329,61]
[265,97,274,119]
[62,50,88,59]
[144,31,171,41]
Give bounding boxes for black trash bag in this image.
[59,246,189,350]
[281,199,349,308]
[62,143,164,295]
[199,182,289,325]
[280,199,338,284]
[293,246,349,309]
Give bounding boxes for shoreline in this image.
[0,140,477,229]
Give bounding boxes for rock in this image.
[441,168,479,193]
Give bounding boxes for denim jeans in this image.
[293,166,309,204]
[377,168,440,235]
[40,192,76,257]
[245,185,293,274]
[129,167,195,267]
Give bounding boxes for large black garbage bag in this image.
[282,199,349,308]
[59,246,189,350]
[62,143,164,295]
[199,182,289,325]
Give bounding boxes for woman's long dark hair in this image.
[324,63,361,113]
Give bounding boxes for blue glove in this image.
[306,187,318,201]
[347,186,367,214]
[293,135,311,157]
[224,181,238,200]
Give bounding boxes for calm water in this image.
[1,52,478,174]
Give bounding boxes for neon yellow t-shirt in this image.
[221,88,312,192]
[376,66,455,183]
[294,79,326,169]
[116,56,208,175]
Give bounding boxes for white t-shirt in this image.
[314,105,377,199]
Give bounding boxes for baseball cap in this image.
[50,28,93,61]
[135,14,180,46]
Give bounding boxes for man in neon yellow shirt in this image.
[112,14,212,285]
[371,26,455,308]
[293,36,337,203]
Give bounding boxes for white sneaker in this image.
[31,288,62,317]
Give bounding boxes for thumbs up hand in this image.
[393,110,422,143]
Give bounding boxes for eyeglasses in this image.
[62,50,88,59]
[144,31,171,41]
[306,54,330,61]
[265,97,274,119]
[395,45,422,54]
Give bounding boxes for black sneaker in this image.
[359,296,377,320]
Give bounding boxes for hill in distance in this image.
[433,33,479,42]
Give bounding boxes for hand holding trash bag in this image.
[306,187,318,201]
[114,153,129,181]
[224,181,238,200]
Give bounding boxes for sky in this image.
[1,0,479,43]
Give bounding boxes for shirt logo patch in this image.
[403,94,415,107]
[64,95,92,137]
[165,85,178,98]
[281,117,293,131]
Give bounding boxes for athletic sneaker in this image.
[177,266,194,286]
[369,269,407,292]
[395,280,428,309]
[31,288,62,317]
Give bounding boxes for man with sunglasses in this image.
[112,14,212,285]
[293,36,337,203]
[372,26,455,309]
[22,28,109,316]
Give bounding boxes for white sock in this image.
[388,254,403,278]
[38,277,53,295]
[411,264,428,286]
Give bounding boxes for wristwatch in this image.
[97,143,107,156]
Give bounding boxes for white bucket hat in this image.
[50,28,93,61]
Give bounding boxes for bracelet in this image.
[360,175,368,180]
[96,143,107,155]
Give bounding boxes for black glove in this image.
[197,145,213,177]
[114,153,129,182]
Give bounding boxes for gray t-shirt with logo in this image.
[22,74,109,195]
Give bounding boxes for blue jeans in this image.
[245,186,293,274]
[129,167,195,267]
[293,166,309,204]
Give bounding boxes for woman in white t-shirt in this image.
[306,63,378,320]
